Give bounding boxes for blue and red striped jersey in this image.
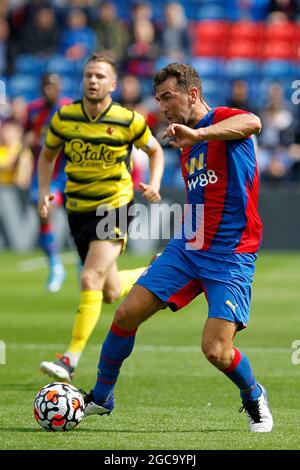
[27,97,71,181]
[179,106,262,254]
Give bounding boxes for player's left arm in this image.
[198,113,261,141]
[140,135,164,203]
[165,113,261,148]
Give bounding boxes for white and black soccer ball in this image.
[34,382,85,432]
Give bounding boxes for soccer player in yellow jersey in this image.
[37,54,164,381]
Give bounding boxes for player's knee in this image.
[114,303,139,330]
[103,287,121,304]
[202,341,229,368]
[81,269,102,290]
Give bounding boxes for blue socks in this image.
[93,335,261,405]
[93,323,137,404]
[40,223,60,267]
[223,347,262,402]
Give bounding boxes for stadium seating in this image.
[154,56,177,73]
[238,0,270,21]
[264,21,299,43]
[191,20,229,57]
[225,59,261,80]
[226,40,261,60]
[7,74,40,101]
[196,4,227,21]
[191,57,224,79]
[60,76,81,100]
[229,21,265,42]
[46,55,77,76]
[7,0,300,117]
[193,41,226,58]
[14,54,46,76]
[262,41,295,60]
[201,78,227,106]
[193,20,229,43]
[261,60,296,80]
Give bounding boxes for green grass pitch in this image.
[0,250,299,450]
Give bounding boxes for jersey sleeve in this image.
[130,110,152,149]
[25,104,33,132]
[45,111,64,150]
[213,106,251,123]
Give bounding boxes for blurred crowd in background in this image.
[1,0,300,190]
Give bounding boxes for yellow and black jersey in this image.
[45,99,152,212]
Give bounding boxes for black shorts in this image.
[68,202,135,264]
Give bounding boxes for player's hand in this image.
[163,123,204,148]
[139,182,161,203]
[38,193,55,219]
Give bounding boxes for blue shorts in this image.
[136,238,257,330]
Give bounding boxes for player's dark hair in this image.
[154,63,202,96]
[85,53,118,77]
[42,73,60,87]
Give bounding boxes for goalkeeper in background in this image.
[38,54,164,382]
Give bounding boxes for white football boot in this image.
[47,264,66,293]
[79,390,115,417]
[40,354,74,382]
[240,383,273,432]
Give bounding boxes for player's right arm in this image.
[37,110,64,219]
[38,146,61,219]
[164,109,261,148]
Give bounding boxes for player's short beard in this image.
[84,90,111,105]
[84,94,105,105]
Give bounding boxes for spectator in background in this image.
[126,19,160,78]
[129,1,159,48]
[118,74,158,126]
[18,5,60,57]
[258,83,295,182]
[227,80,257,114]
[59,8,96,61]
[0,119,32,189]
[268,0,298,19]
[63,0,97,23]
[131,1,154,23]
[92,2,129,65]
[0,16,9,75]
[258,83,295,149]
[0,0,9,16]
[49,0,96,10]
[260,146,292,183]
[0,97,28,127]
[159,2,190,61]
[118,74,160,188]
[118,74,143,110]
[68,0,96,7]
[10,97,28,127]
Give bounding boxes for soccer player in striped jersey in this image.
[27,74,71,292]
[38,54,164,381]
[82,63,273,433]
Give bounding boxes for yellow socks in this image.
[66,290,103,365]
[64,268,144,368]
[118,267,146,298]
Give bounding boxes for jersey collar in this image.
[81,98,113,123]
[194,108,215,129]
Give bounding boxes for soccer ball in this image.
[34,382,85,432]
